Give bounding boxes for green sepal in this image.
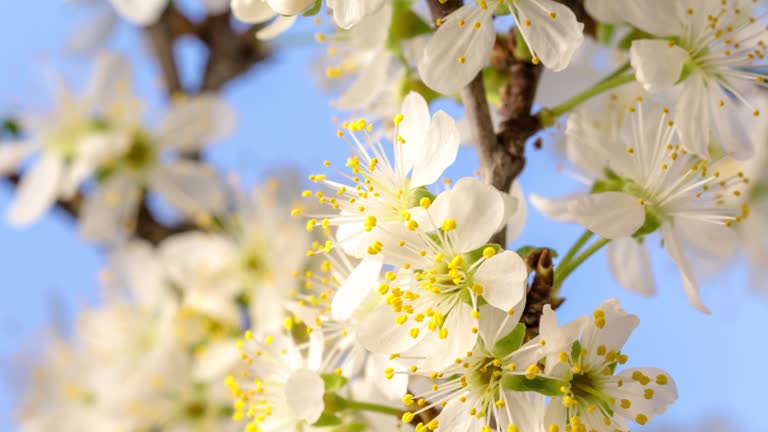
[516,246,558,259]
[387,0,432,50]
[617,28,653,50]
[407,186,437,208]
[570,340,582,361]
[302,0,322,17]
[464,243,502,265]
[330,423,368,432]
[321,374,348,392]
[502,374,568,397]
[632,209,661,238]
[2,117,22,138]
[313,412,344,427]
[399,78,441,105]
[493,323,527,358]
[597,23,615,45]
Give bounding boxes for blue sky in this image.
[1,1,766,431]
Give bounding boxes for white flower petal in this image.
[0,140,35,175]
[428,178,505,251]
[7,154,64,226]
[584,0,624,23]
[62,133,131,199]
[417,303,478,371]
[513,0,584,71]
[505,181,527,242]
[409,110,460,187]
[474,250,528,311]
[418,5,495,94]
[568,192,645,239]
[256,15,297,40]
[157,95,236,152]
[619,0,686,36]
[709,84,753,160]
[265,0,315,16]
[193,339,240,382]
[66,9,119,54]
[335,51,393,111]
[630,39,689,93]
[148,161,226,216]
[284,369,325,423]
[331,259,383,321]
[108,240,169,308]
[607,237,657,296]
[615,367,678,419]
[327,0,385,29]
[358,304,423,354]
[397,91,431,175]
[231,0,276,23]
[661,223,710,314]
[676,217,739,259]
[203,0,231,14]
[108,0,168,25]
[79,173,141,243]
[675,73,710,158]
[478,303,522,350]
[529,193,581,222]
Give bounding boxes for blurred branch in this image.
[1,5,270,245]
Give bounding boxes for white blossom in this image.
[419,0,584,94]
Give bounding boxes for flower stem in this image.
[553,237,611,293]
[342,399,402,417]
[538,65,635,126]
[557,230,594,271]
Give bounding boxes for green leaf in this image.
[313,412,343,427]
[617,28,653,50]
[302,0,322,16]
[321,374,349,392]
[493,323,527,358]
[502,374,568,397]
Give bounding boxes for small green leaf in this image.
[493,323,527,358]
[597,23,615,44]
[388,0,432,42]
[302,0,322,16]
[321,373,348,392]
[617,29,653,50]
[313,412,343,427]
[502,374,568,397]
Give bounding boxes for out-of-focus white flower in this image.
[231,0,313,39]
[532,100,746,313]
[1,53,142,226]
[159,180,310,330]
[227,331,329,431]
[326,0,385,29]
[79,94,235,243]
[106,0,229,25]
[419,0,584,94]
[541,299,677,431]
[620,0,767,160]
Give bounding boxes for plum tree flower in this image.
[159,181,310,330]
[0,54,141,226]
[79,95,235,243]
[297,91,460,260]
[532,100,746,312]
[356,178,528,369]
[231,0,313,40]
[226,331,329,431]
[419,0,584,94]
[541,299,677,431]
[622,0,767,159]
[392,305,543,432]
[108,0,229,25]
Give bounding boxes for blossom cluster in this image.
[5,0,768,431]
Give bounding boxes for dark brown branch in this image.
[146,7,184,94]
